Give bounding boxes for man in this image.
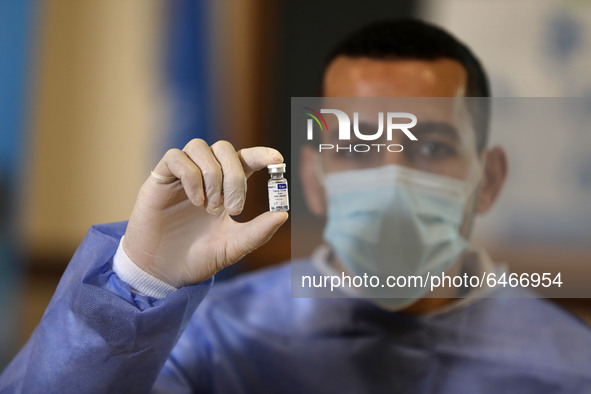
[2,19,591,393]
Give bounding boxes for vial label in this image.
[268,182,289,211]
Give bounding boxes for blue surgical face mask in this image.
[322,164,481,310]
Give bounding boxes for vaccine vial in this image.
[267,164,289,212]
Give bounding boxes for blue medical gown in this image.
[1,222,591,393]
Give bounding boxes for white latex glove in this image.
[123,139,289,288]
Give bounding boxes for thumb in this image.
[233,211,288,256]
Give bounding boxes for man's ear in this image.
[300,145,326,216]
[476,146,508,213]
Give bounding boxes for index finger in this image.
[237,147,284,178]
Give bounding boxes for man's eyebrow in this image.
[411,122,460,141]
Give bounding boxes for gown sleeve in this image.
[0,222,213,394]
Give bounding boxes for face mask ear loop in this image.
[314,153,339,268]
[466,153,487,202]
[314,153,326,186]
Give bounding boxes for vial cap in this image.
[267,163,286,174]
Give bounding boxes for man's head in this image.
[302,18,507,237]
[324,19,491,152]
[298,18,509,312]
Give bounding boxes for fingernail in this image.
[207,206,221,215]
[230,200,244,214]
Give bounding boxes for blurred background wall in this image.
[1,0,590,369]
[420,0,591,304]
[0,0,35,369]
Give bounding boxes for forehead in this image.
[323,56,468,98]
[321,57,477,153]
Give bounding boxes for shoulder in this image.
[466,286,591,339]
[435,286,591,379]
[194,260,302,331]
[207,260,293,302]
[191,259,354,336]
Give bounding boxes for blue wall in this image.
[0,0,36,368]
[162,0,212,152]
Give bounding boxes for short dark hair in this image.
[324,18,491,152]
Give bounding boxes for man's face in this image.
[299,54,507,312]
[321,56,481,181]
[301,55,507,238]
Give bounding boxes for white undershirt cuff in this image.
[113,236,177,299]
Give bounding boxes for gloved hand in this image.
[122,139,289,288]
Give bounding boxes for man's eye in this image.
[416,141,456,158]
